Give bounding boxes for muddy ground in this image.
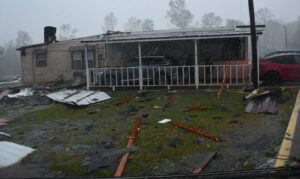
[0,88,297,177]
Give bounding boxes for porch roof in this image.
[82,26,264,44]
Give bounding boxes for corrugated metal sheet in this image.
[0,141,35,168]
[46,90,111,106]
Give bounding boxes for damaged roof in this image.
[82,26,264,44]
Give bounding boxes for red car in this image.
[259,52,300,85]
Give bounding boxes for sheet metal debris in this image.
[0,141,35,168]
[46,90,111,106]
[159,119,222,142]
[183,103,208,112]
[244,88,281,114]
[7,88,34,98]
[114,116,142,177]
[0,132,10,137]
[192,151,217,173]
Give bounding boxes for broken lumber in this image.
[217,67,229,99]
[115,96,133,106]
[192,152,217,173]
[159,119,222,142]
[183,103,208,112]
[114,116,142,177]
[164,95,176,108]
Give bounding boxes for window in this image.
[270,55,295,64]
[87,51,95,68]
[72,50,95,69]
[294,55,300,64]
[72,51,83,69]
[36,53,47,67]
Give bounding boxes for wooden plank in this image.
[193,152,217,173]
[114,116,142,177]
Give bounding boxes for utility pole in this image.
[284,25,288,49]
[248,0,258,88]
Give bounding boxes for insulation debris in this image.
[7,88,34,98]
[46,90,111,106]
[0,141,35,168]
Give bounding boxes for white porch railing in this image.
[89,64,251,88]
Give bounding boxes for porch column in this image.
[194,40,199,89]
[84,44,90,90]
[138,43,143,90]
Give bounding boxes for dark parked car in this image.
[98,56,181,86]
[259,52,300,85]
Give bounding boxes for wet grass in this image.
[5,89,297,177]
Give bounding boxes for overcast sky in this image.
[0,0,299,45]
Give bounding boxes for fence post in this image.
[194,40,199,89]
[84,44,90,90]
[138,43,143,90]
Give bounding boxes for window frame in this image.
[35,52,47,67]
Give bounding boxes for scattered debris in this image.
[46,90,111,106]
[183,103,208,112]
[0,132,10,137]
[114,116,142,177]
[115,96,133,106]
[245,96,277,114]
[195,137,205,145]
[7,88,34,98]
[0,119,8,127]
[118,105,139,120]
[0,141,35,168]
[169,137,182,148]
[217,67,229,99]
[158,119,222,142]
[243,89,270,101]
[192,152,217,173]
[153,105,162,109]
[84,145,139,172]
[164,95,176,108]
[0,90,11,100]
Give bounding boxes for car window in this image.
[270,55,295,64]
[294,55,300,64]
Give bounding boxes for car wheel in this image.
[263,72,281,85]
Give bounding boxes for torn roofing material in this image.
[0,141,35,168]
[46,90,111,106]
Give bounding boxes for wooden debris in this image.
[217,67,229,99]
[192,152,217,173]
[115,96,133,106]
[164,95,176,108]
[114,116,142,177]
[159,119,223,141]
[183,103,208,112]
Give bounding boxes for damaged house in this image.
[17,26,263,89]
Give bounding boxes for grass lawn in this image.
[4,89,296,177]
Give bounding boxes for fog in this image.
[0,0,300,80]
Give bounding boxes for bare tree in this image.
[124,17,142,31]
[102,12,118,32]
[225,19,244,27]
[255,8,274,24]
[16,31,32,48]
[166,0,193,29]
[59,24,78,40]
[201,12,222,28]
[142,18,154,31]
